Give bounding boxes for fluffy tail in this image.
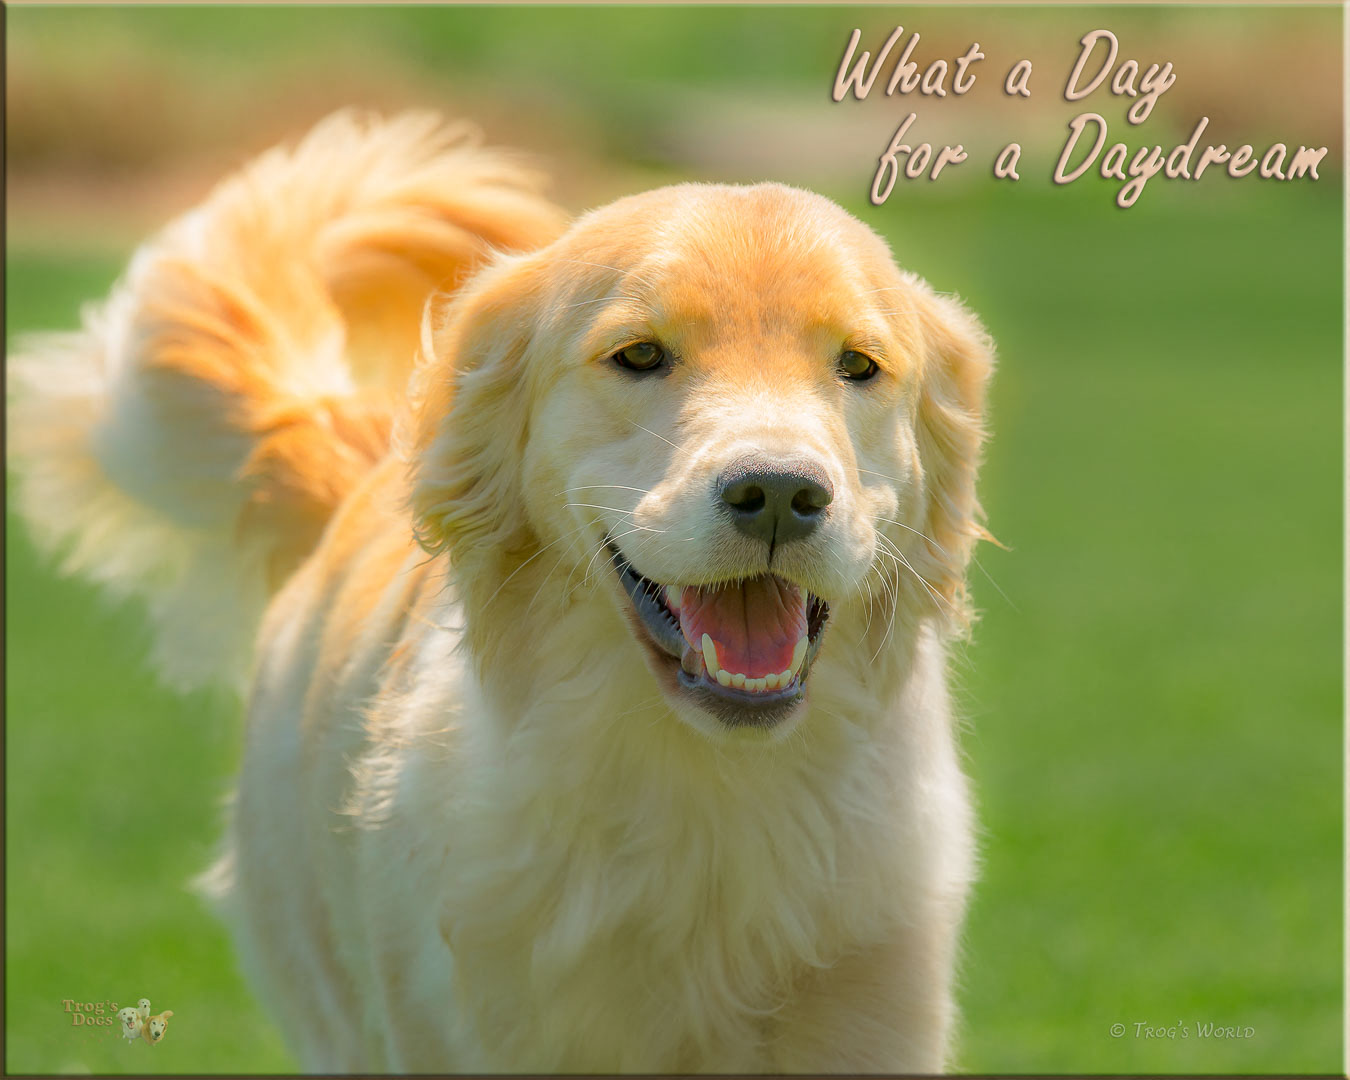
[10,110,567,691]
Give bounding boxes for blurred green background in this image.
[6,5,1342,1075]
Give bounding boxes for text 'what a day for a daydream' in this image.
[834,27,1329,208]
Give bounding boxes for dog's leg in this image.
[229,810,367,1070]
[766,924,960,1075]
[363,919,461,1071]
[226,620,372,1071]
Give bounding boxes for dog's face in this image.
[117,1007,140,1033]
[413,184,991,739]
[146,1012,171,1042]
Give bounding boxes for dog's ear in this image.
[406,251,545,561]
[909,282,995,629]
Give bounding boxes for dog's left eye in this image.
[837,349,879,381]
[612,342,666,372]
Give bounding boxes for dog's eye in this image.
[612,342,666,372]
[838,349,879,381]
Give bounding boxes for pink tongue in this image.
[678,576,807,678]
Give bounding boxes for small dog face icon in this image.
[142,1010,173,1045]
[116,1007,142,1041]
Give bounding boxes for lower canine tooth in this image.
[790,636,808,675]
[716,669,732,687]
[701,634,719,676]
[778,669,793,686]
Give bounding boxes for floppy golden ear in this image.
[910,284,995,630]
[406,251,545,561]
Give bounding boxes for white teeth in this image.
[700,634,807,695]
[701,634,719,675]
[666,585,682,612]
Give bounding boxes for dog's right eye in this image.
[612,342,666,372]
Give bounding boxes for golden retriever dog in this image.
[12,111,993,1073]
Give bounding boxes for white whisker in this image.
[581,523,654,587]
[556,258,655,284]
[878,515,948,556]
[972,553,1018,612]
[876,532,954,621]
[629,421,690,457]
[557,484,653,497]
[856,467,906,485]
[525,539,586,619]
[867,547,901,663]
[475,520,596,621]
[562,502,666,534]
[556,294,649,313]
[614,694,667,722]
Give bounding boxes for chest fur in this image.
[432,718,906,1071]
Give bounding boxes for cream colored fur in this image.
[11,111,993,1073]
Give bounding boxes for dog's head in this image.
[145,1011,172,1043]
[410,183,992,738]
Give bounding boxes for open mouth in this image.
[607,540,830,727]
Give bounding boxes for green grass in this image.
[890,184,1344,1074]
[6,256,295,1073]
[5,10,1342,1068]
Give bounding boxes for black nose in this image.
[718,455,833,548]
